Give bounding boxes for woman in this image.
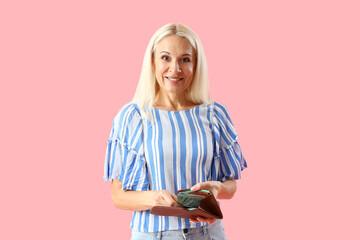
[104,23,247,240]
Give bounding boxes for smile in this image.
[166,77,183,82]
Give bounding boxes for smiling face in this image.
[153,35,196,97]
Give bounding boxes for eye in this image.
[181,58,190,63]
[161,55,170,61]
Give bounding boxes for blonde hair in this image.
[131,23,210,118]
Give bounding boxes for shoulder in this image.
[211,100,238,144]
[113,103,141,124]
[211,100,232,121]
[110,103,142,139]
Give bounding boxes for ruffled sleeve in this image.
[211,101,247,182]
[103,103,149,191]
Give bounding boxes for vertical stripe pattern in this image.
[104,101,247,232]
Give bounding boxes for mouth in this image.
[166,76,184,82]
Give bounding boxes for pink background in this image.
[1,0,359,239]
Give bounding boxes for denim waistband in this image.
[131,219,223,240]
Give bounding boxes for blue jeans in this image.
[130,219,227,240]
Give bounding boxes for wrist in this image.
[217,180,237,199]
[215,181,224,198]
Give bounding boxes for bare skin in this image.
[110,35,238,224]
[152,35,196,111]
[111,180,182,211]
[188,180,237,224]
[111,179,237,224]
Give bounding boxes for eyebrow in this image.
[160,51,192,57]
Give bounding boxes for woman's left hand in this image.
[188,180,237,224]
[190,181,222,199]
[188,181,222,224]
[189,216,217,224]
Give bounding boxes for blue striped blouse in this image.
[103,101,247,232]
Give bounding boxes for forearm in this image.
[111,186,155,211]
[190,179,237,199]
[110,180,178,211]
[217,179,237,199]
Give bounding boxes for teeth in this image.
[167,77,181,81]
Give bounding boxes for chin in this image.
[165,88,186,95]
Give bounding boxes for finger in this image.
[207,219,216,224]
[162,192,178,207]
[163,196,175,206]
[197,217,214,224]
[191,182,213,192]
[189,218,200,223]
[169,194,182,207]
[190,183,201,191]
[171,193,178,202]
[154,193,164,206]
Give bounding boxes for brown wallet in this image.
[150,188,223,219]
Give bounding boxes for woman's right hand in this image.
[152,190,181,207]
[111,179,182,211]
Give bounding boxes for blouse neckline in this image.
[151,102,208,113]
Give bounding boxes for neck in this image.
[153,90,195,111]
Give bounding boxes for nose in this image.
[169,60,181,73]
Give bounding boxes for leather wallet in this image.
[150,188,223,219]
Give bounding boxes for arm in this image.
[110,179,180,211]
[190,179,237,199]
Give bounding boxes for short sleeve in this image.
[212,101,247,182]
[103,103,149,191]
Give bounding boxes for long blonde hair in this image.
[132,23,210,118]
